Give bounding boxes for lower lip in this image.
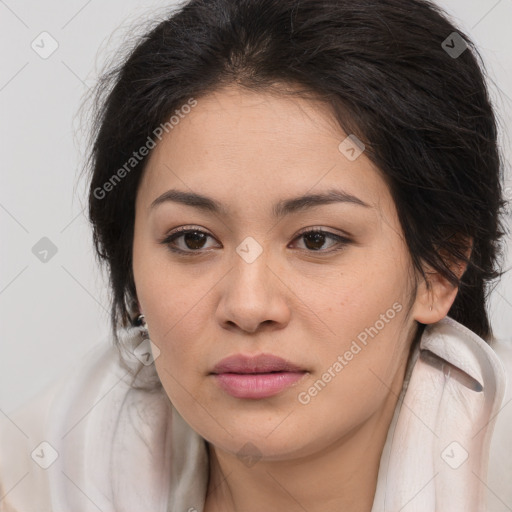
[213,372,307,399]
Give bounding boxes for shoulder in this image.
[0,328,181,512]
[0,340,128,512]
[487,338,512,511]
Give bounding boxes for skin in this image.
[132,84,462,512]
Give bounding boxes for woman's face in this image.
[132,85,422,460]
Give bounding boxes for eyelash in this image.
[159,226,352,256]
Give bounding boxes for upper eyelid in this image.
[165,226,349,241]
[294,226,351,239]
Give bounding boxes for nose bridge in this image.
[216,236,290,332]
[230,235,274,299]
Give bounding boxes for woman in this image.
[1,0,511,510]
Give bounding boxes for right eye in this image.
[160,226,219,255]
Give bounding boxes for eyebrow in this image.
[150,188,371,218]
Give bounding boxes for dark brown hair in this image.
[84,0,508,343]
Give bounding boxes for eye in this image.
[160,226,218,255]
[159,226,351,255]
[290,228,351,253]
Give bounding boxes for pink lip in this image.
[211,354,307,399]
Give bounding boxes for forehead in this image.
[138,85,392,219]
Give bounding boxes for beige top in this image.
[1,316,512,511]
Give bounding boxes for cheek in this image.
[145,285,211,365]
[133,234,213,337]
[317,246,410,338]
[291,309,411,454]
[300,246,413,399]
[132,250,216,397]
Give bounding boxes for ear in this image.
[412,237,472,324]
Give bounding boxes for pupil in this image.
[304,232,325,251]
[185,231,206,249]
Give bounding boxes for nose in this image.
[215,253,291,334]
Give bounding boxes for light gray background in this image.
[1,0,511,414]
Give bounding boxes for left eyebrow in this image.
[273,189,371,217]
[150,188,371,218]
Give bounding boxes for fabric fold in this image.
[0,316,508,512]
[371,317,506,511]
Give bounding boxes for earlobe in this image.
[412,270,460,324]
[413,239,472,325]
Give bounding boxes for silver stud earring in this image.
[134,313,150,343]
[136,313,147,328]
[121,313,160,384]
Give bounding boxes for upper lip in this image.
[211,354,305,374]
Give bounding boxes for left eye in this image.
[160,227,350,255]
[293,229,350,252]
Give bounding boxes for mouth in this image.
[210,353,308,399]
